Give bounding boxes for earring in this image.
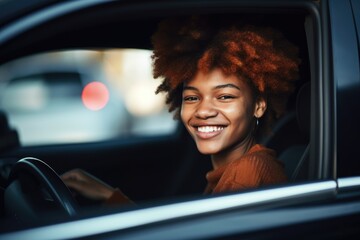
[256,118,259,127]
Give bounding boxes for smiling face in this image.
[181,68,266,165]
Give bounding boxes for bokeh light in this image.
[82,81,109,111]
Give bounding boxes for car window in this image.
[0,49,177,146]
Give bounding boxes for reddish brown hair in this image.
[152,16,300,137]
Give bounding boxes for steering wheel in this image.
[4,157,78,222]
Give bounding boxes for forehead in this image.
[185,69,250,90]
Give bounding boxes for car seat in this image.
[261,82,310,181]
[279,82,310,181]
[0,111,20,212]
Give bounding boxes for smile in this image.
[197,126,224,133]
[194,125,226,139]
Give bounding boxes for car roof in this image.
[0,0,60,27]
[0,0,315,65]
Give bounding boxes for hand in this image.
[61,169,115,201]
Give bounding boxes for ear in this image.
[254,97,267,118]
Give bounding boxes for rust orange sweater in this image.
[204,144,287,194]
[106,144,287,204]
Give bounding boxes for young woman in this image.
[62,15,300,204]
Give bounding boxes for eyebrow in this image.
[214,83,241,91]
[183,83,241,91]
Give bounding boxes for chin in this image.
[196,144,221,155]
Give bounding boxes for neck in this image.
[211,136,256,170]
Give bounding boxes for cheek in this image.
[180,106,196,137]
[180,105,189,123]
[223,103,254,123]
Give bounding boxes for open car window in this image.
[0,4,314,205]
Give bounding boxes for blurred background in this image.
[0,49,177,146]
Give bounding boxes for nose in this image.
[195,98,218,119]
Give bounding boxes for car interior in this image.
[0,2,316,228]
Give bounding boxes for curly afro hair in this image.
[151,15,301,137]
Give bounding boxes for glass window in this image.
[0,49,177,146]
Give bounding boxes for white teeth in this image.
[198,126,224,133]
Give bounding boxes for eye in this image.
[218,95,236,101]
[183,96,199,102]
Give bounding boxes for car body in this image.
[0,0,359,239]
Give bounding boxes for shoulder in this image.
[211,145,288,193]
[232,144,279,170]
[246,144,277,160]
[223,144,287,186]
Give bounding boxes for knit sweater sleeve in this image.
[104,188,134,205]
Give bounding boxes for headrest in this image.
[296,82,310,139]
[0,111,20,152]
[0,111,10,132]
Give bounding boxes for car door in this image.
[323,0,360,230]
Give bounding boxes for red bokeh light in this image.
[82,82,109,111]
